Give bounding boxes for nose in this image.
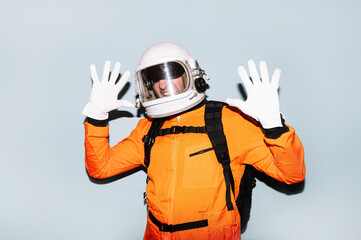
[159,79,167,89]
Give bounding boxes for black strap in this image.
[205,101,235,211]
[149,211,208,233]
[159,126,207,136]
[143,118,167,168]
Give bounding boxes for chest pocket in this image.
[183,142,221,188]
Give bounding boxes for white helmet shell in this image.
[135,42,206,118]
[136,42,197,72]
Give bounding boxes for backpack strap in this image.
[238,165,256,233]
[205,101,235,211]
[142,117,167,168]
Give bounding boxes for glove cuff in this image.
[85,117,108,127]
[259,113,282,129]
[262,114,289,139]
[82,103,109,120]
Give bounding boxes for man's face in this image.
[152,76,185,98]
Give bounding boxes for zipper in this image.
[167,117,180,240]
[189,147,213,157]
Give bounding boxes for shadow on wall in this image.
[86,166,146,185]
[254,169,305,195]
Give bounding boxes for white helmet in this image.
[135,42,209,118]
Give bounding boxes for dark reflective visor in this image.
[141,62,186,87]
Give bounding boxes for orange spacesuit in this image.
[84,103,305,240]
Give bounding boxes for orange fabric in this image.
[84,105,305,240]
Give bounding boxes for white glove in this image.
[82,61,134,120]
[226,60,282,129]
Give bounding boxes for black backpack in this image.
[142,101,256,233]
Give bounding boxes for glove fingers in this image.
[248,59,261,86]
[90,64,100,84]
[109,62,121,84]
[271,68,281,89]
[115,70,131,92]
[237,66,252,90]
[259,61,270,84]
[101,61,111,82]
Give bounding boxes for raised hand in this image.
[82,61,134,120]
[226,60,282,129]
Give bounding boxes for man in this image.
[82,42,305,240]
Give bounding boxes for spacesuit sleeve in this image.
[84,119,148,179]
[254,125,305,184]
[224,108,305,184]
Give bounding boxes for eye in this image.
[145,81,154,90]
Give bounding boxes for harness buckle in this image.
[170,126,184,134]
[142,135,155,146]
[160,224,174,233]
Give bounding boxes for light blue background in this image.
[1,0,360,239]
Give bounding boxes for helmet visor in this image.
[137,61,190,102]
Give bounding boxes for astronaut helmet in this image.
[135,42,209,118]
